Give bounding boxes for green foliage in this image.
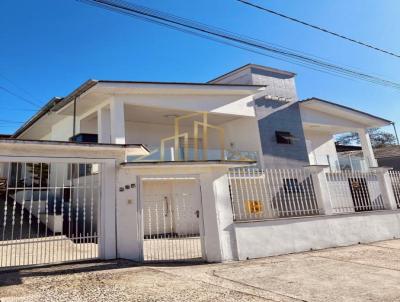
[336,128,397,148]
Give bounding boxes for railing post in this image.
[305,165,333,215]
[370,167,398,210]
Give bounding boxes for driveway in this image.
[1,239,400,302]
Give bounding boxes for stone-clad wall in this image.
[213,65,309,168]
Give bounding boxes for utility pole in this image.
[392,122,400,145]
[72,97,77,139]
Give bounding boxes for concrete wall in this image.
[212,66,297,102]
[255,101,310,168]
[234,210,400,260]
[378,157,400,171]
[304,129,338,167]
[221,117,262,157]
[212,65,310,168]
[251,68,310,168]
[51,116,74,141]
[80,115,98,135]
[251,68,297,102]
[211,68,253,85]
[124,117,262,160]
[124,121,191,147]
[115,164,236,262]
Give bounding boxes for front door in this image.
[141,179,203,262]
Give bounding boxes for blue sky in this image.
[1,0,399,135]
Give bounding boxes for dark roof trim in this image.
[300,97,393,124]
[98,79,265,87]
[0,138,148,150]
[13,80,98,138]
[121,160,257,166]
[51,79,99,112]
[12,97,63,138]
[208,63,296,83]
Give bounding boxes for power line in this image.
[0,107,37,112]
[0,73,39,102]
[0,86,40,108]
[76,0,400,91]
[0,120,24,124]
[237,0,400,59]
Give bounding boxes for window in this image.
[276,131,294,144]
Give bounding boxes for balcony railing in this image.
[127,146,258,163]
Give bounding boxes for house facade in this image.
[1,64,400,268]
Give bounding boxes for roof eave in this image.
[12,97,63,138]
[51,79,99,112]
[208,63,296,83]
[300,97,393,126]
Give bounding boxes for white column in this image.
[305,165,333,215]
[371,167,398,210]
[200,168,236,262]
[99,160,117,260]
[98,106,111,144]
[110,99,126,144]
[358,128,378,167]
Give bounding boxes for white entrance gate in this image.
[140,178,204,262]
[0,159,102,269]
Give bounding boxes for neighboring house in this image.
[374,146,400,170]
[338,145,400,171]
[0,63,400,268]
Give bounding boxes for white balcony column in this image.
[110,99,126,144]
[358,128,378,168]
[97,106,111,144]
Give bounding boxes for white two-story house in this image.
[0,64,399,268]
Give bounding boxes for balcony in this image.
[127,146,258,163]
[79,104,263,165]
[313,154,371,172]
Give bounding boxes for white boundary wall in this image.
[234,210,400,260]
[116,163,236,263]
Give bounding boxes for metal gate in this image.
[141,178,204,262]
[389,170,400,208]
[0,160,101,269]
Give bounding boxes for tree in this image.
[336,128,397,148]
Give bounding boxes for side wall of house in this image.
[222,117,263,161]
[124,121,192,147]
[377,157,400,171]
[51,116,74,141]
[304,129,338,167]
[212,66,310,168]
[252,69,310,168]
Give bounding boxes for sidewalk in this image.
[1,240,400,302]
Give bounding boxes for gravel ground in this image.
[1,240,400,302]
